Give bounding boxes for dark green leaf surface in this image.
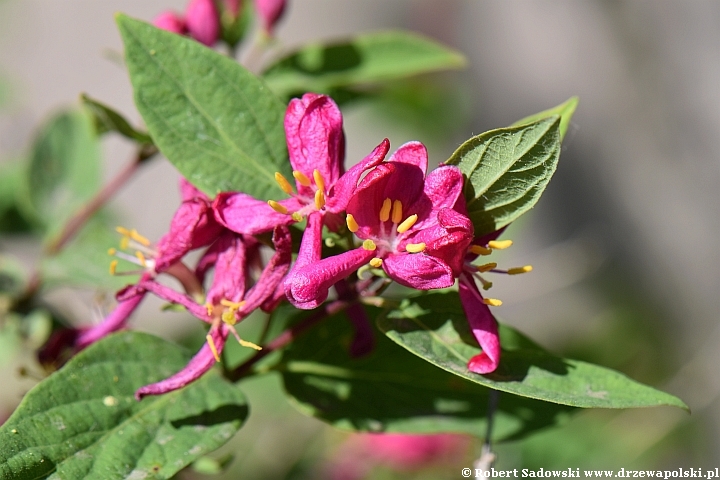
[0,332,248,480]
[279,305,573,441]
[81,93,153,144]
[447,117,561,237]
[378,292,688,410]
[24,109,101,232]
[118,14,290,199]
[262,31,466,98]
[512,96,578,141]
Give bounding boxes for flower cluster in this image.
[74,93,529,398]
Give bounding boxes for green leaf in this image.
[279,305,573,441]
[378,292,688,410]
[23,108,101,233]
[446,116,561,237]
[117,14,290,199]
[513,96,578,142]
[81,93,153,145]
[0,163,35,233]
[0,331,248,480]
[262,31,466,99]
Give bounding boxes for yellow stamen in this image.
[481,280,493,291]
[405,242,426,253]
[115,226,131,236]
[391,200,403,224]
[293,170,311,187]
[488,239,513,250]
[396,214,418,234]
[508,265,533,275]
[379,198,392,222]
[314,190,325,209]
[221,310,237,325]
[369,258,383,268]
[346,214,359,233]
[291,212,303,222]
[135,251,147,267]
[483,298,503,307]
[107,248,117,256]
[220,299,245,309]
[476,262,497,273]
[313,169,325,192]
[129,229,150,247]
[362,239,377,251]
[205,302,214,317]
[238,338,263,351]
[206,334,220,362]
[109,260,118,275]
[274,172,294,195]
[469,245,492,256]
[119,236,130,250]
[268,200,288,214]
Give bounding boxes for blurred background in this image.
[1,0,719,476]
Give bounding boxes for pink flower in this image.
[255,0,286,35]
[185,0,221,46]
[153,11,187,34]
[285,141,474,309]
[135,226,292,399]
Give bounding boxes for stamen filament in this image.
[206,334,220,362]
[369,258,383,268]
[391,200,403,224]
[313,169,325,192]
[268,200,288,214]
[488,239,513,250]
[346,214,359,233]
[274,172,295,195]
[469,245,492,256]
[362,239,377,251]
[293,170,312,187]
[314,190,325,209]
[508,265,533,275]
[476,262,497,273]
[483,298,503,307]
[405,242,426,253]
[397,214,418,234]
[379,198,392,222]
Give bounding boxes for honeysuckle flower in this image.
[255,0,286,36]
[185,0,221,46]
[153,11,187,34]
[135,226,291,399]
[285,141,473,309]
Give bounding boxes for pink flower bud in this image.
[223,0,242,18]
[153,11,187,35]
[185,0,221,46]
[255,0,287,35]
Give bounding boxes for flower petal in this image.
[139,279,212,322]
[286,248,375,309]
[285,94,344,193]
[326,138,389,213]
[410,165,466,232]
[213,192,298,235]
[387,141,428,175]
[205,233,247,305]
[458,276,500,374]
[382,252,454,290]
[295,211,323,270]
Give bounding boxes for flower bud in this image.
[152,11,187,35]
[223,0,242,18]
[255,0,287,36]
[185,0,221,46]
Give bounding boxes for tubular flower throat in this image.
[285,141,474,309]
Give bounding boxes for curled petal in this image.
[205,233,248,305]
[139,280,212,323]
[327,138,389,213]
[458,276,500,374]
[387,141,428,175]
[411,166,466,232]
[382,253,454,290]
[294,211,323,270]
[179,177,208,202]
[213,192,298,235]
[153,11,187,34]
[135,326,228,399]
[286,248,374,309]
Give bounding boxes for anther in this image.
[119,236,130,250]
[369,258,383,268]
[268,200,288,214]
[476,262,497,273]
[107,248,117,255]
[205,302,214,317]
[238,338,262,351]
[274,172,294,195]
[379,198,392,222]
[313,169,325,192]
[479,278,493,290]
[314,190,325,209]
[483,298,503,307]
[291,212,303,222]
[220,299,245,309]
[508,265,533,275]
[405,242,426,253]
[469,245,492,256]
[116,226,131,236]
[488,240,513,250]
[135,251,147,267]
[397,214,418,234]
[362,239,377,251]
[206,334,220,362]
[293,170,311,187]
[346,214,359,233]
[391,200,403,224]
[109,260,118,275]
[129,229,150,246]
